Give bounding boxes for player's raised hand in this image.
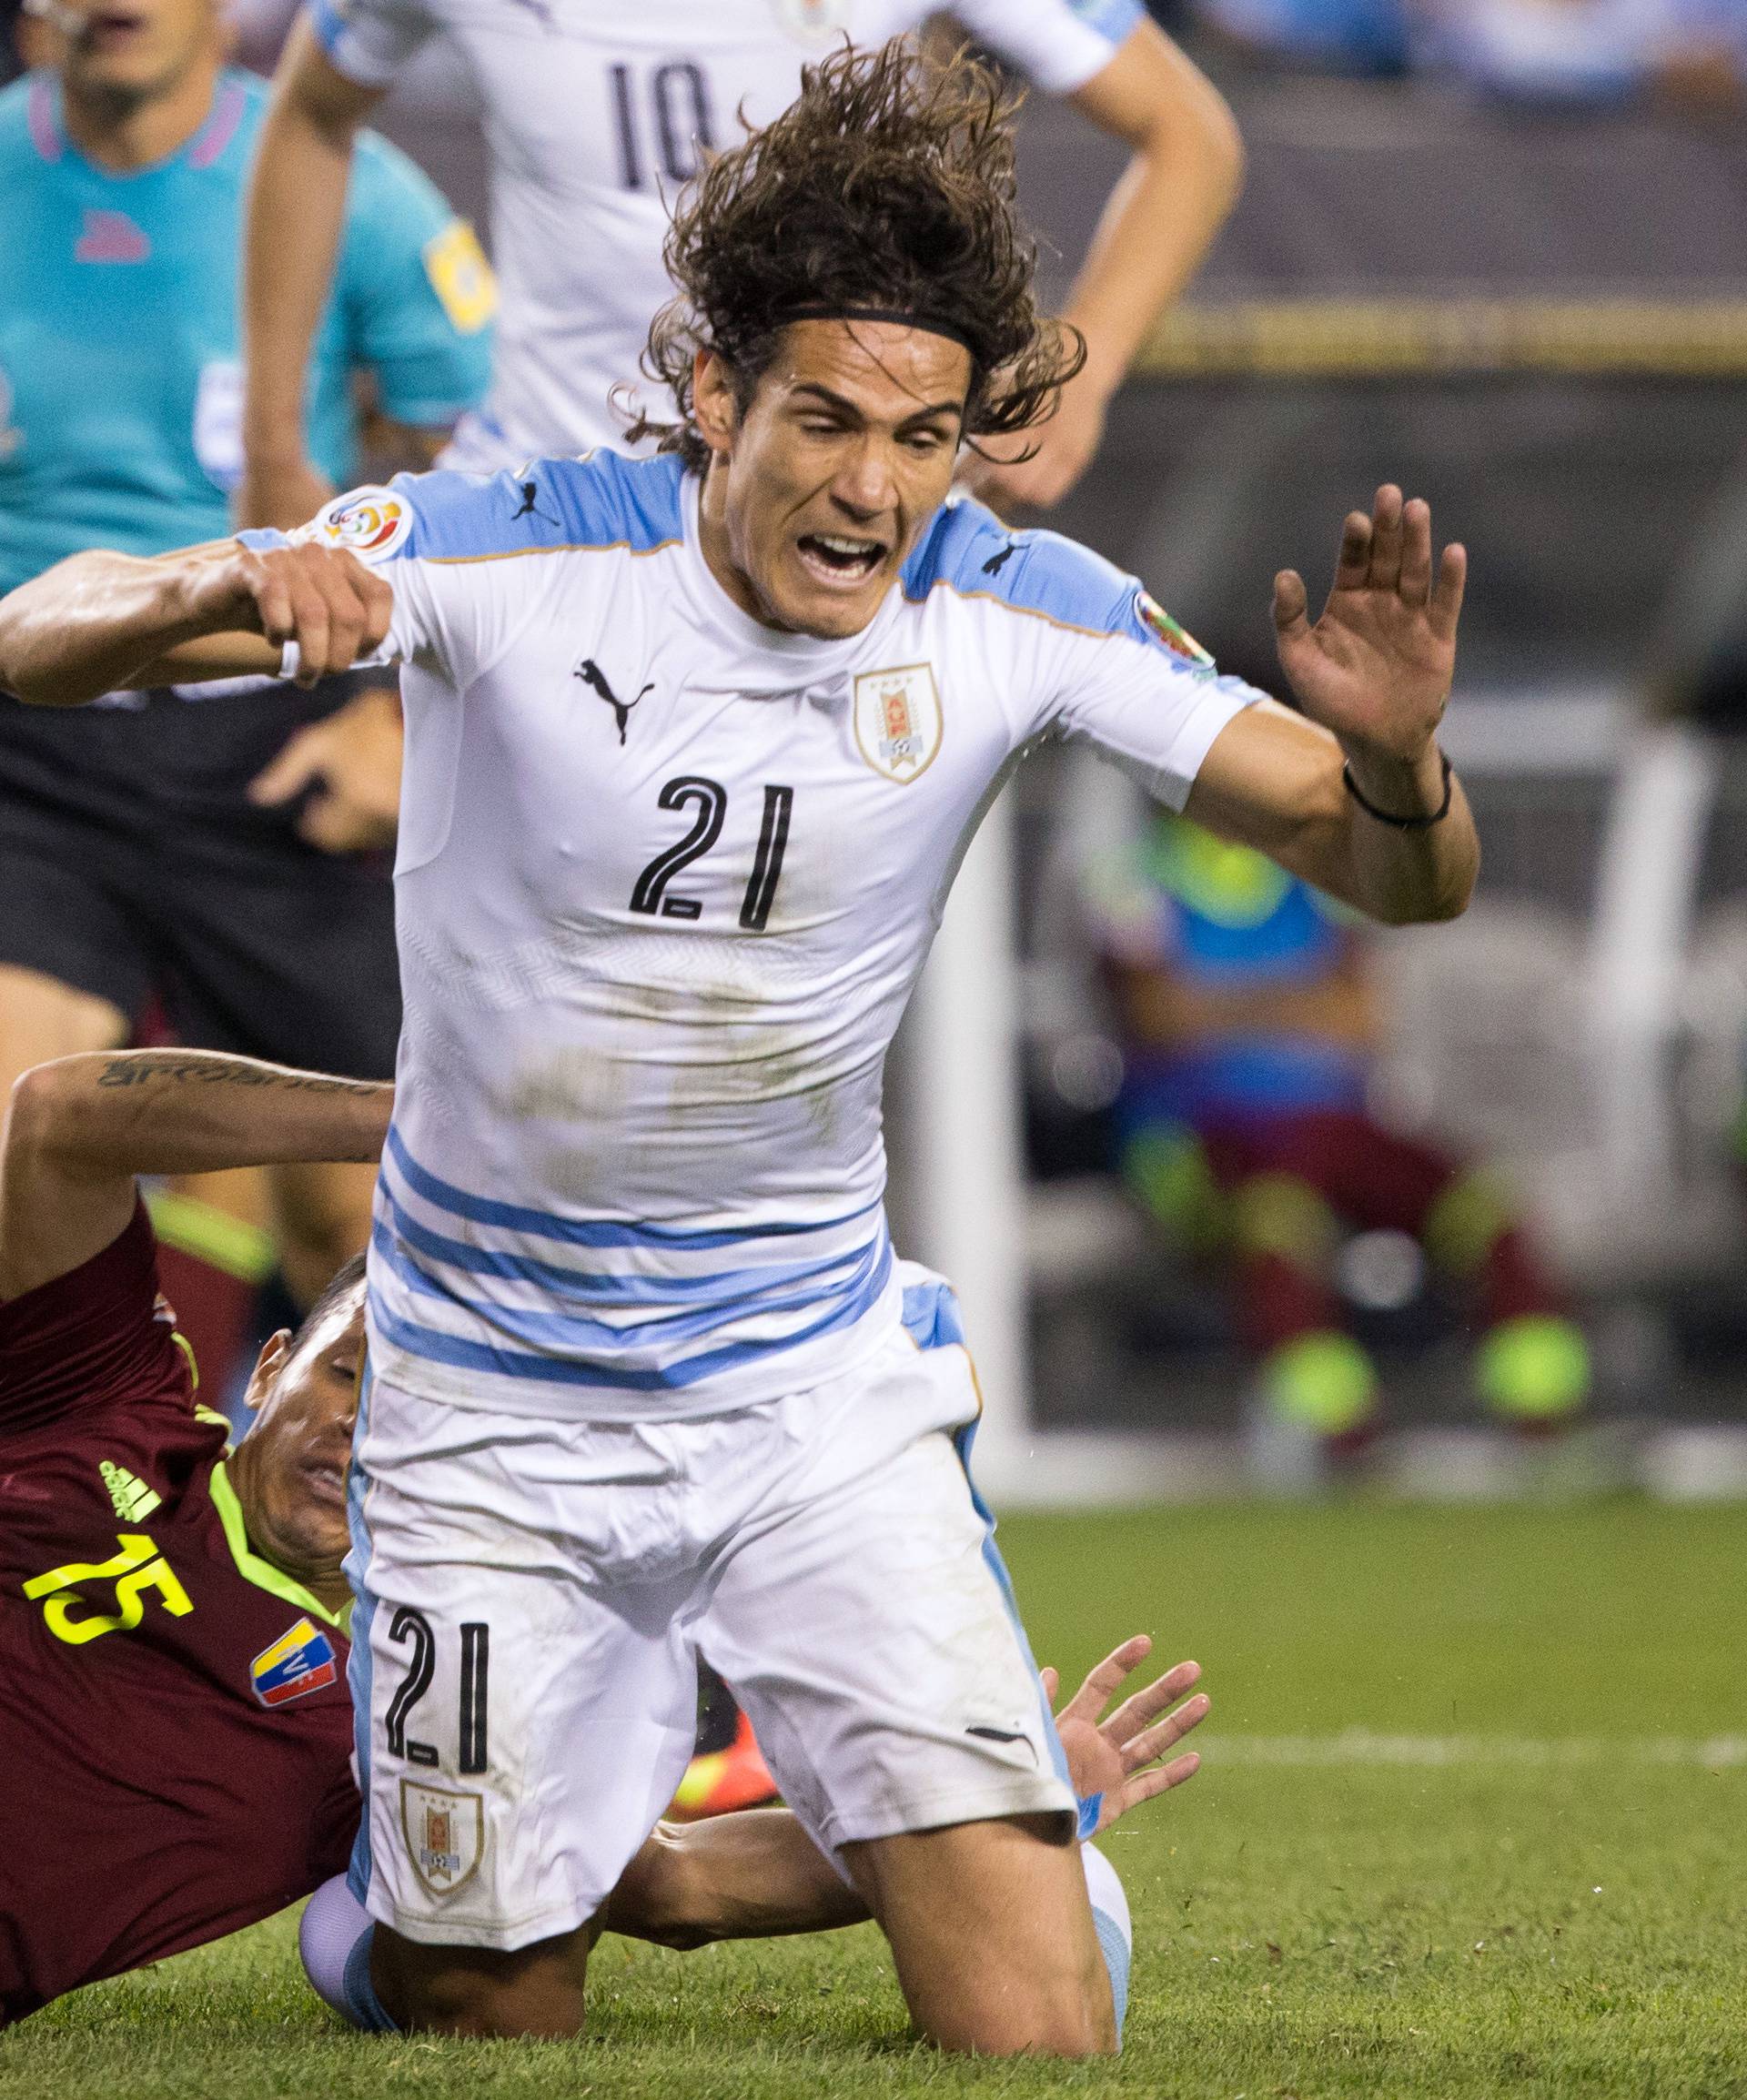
[179,540,395,688]
[1042,1635,1208,1836]
[1271,485,1466,766]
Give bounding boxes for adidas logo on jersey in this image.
[99,1461,162,1522]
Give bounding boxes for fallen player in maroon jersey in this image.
[0,1047,1207,2027]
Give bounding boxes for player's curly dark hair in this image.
[627,38,1085,470]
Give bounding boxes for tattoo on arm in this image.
[96,1056,384,1095]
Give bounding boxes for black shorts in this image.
[0,679,400,1080]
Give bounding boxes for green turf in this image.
[6,1501,1744,2099]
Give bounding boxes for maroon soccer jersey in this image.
[0,1205,358,2024]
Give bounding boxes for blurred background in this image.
[10,0,1747,1504]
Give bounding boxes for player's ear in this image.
[242,1329,293,1418]
[692,349,740,457]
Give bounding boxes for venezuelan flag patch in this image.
[250,1617,338,1708]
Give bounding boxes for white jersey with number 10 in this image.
[308,0,1146,466]
[260,450,1260,1420]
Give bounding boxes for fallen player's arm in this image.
[0,537,392,705]
[602,1808,869,1949]
[1185,484,1479,926]
[0,1051,393,1301]
[601,1641,1209,1947]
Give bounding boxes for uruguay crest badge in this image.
[249,1617,338,1708]
[400,1779,484,1897]
[853,663,943,784]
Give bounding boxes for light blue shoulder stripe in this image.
[900,497,1151,645]
[385,1126,881,1249]
[388,449,687,565]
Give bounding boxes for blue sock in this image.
[298,1873,400,2033]
[1081,1843,1132,2042]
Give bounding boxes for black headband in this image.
[781,306,980,361]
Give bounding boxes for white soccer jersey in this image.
[254,451,1260,1419]
[308,0,1144,465]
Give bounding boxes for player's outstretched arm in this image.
[0,538,393,707]
[0,1051,392,1301]
[1185,483,1479,926]
[242,15,389,531]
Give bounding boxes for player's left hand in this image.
[248,683,403,853]
[1272,484,1467,768]
[957,368,1110,514]
[1044,1635,1208,1836]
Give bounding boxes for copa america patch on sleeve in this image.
[1135,590,1215,672]
[296,486,412,564]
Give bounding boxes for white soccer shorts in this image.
[344,1269,1076,1950]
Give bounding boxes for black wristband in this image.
[1341,750,1453,829]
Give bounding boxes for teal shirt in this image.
[0,68,494,595]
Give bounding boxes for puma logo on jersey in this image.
[982,541,1018,578]
[99,1460,162,1522]
[575,659,653,744]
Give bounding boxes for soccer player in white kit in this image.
[240,0,1243,523]
[0,44,1477,2053]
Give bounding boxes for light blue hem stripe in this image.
[386,1125,882,1250]
[903,1281,1075,1799]
[372,1217,888,1351]
[371,1237,894,1392]
[378,1190,877,1310]
[343,1362,378,1907]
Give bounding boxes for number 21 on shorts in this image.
[384,1608,490,1775]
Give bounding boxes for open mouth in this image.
[795,532,886,588]
[301,1461,346,1510]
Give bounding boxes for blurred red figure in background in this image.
[1088,813,1590,1462]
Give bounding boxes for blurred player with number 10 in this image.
[239,0,1245,525]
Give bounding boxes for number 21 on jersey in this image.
[631,778,793,931]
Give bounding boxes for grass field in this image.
[7,1501,1743,2100]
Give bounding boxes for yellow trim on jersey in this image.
[145,1188,278,1284]
[171,1329,200,1392]
[207,1461,350,1633]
